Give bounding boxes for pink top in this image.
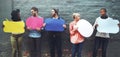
[69,21,84,44]
[26,16,44,30]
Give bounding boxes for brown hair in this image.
[31,7,38,13]
[53,8,59,15]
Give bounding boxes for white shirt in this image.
[93,17,110,38]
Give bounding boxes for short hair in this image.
[72,13,80,19]
[31,7,38,13]
[100,8,107,12]
[11,9,21,21]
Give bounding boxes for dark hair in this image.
[53,8,59,15]
[31,7,38,13]
[100,8,107,12]
[11,9,21,21]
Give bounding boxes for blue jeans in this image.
[72,42,84,57]
[92,37,109,57]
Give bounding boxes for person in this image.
[10,9,25,57]
[69,13,84,57]
[92,8,120,57]
[43,8,66,57]
[26,7,44,57]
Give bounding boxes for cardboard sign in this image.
[97,18,119,34]
[77,19,93,37]
[3,20,25,33]
[45,18,65,31]
[26,16,44,30]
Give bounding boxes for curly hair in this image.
[11,9,21,21]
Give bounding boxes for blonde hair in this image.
[72,13,80,19]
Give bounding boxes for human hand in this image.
[43,23,46,27]
[73,25,78,31]
[63,24,66,28]
[36,28,41,31]
[2,25,4,28]
[27,27,32,30]
[96,24,98,27]
[118,23,120,27]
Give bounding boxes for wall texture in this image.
[0,0,120,57]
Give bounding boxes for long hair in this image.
[11,9,21,21]
[53,8,59,16]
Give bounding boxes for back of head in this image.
[11,9,21,21]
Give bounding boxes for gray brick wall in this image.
[0,0,120,57]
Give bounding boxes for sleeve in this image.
[93,18,98,29]
[43,18,48,27]
[60,17,65,24]
[40,17,44,28]
[44,18,48,23]
[63,19,66,24]
[69,23,75,35]
[25,17,30,28]
[61,19,66,26]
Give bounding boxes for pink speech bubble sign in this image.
[26,16,44,30]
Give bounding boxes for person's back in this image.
[10,9,24,57]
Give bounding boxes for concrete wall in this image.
[0,0,12,57]
[0,0,120,57]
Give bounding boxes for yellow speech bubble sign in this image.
[3,20,25,33]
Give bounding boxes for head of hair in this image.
[11,9,21,21]
[100,8,107,12]
[31,7,38,13]
[52,8,59,15]
[72,13,80,19]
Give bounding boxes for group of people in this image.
[6,7,120,57]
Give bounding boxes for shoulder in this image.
[69,21,74,25]
[96,17,101,20]
[95,17,101,22]
[45,18,52,21]
[46,17,52,19]
[20,20,24,22]
[38,16,43,18]
[27,16,32,20]
[59,17,63,19]
[108,17,113,19]
[59,17,65,22]
[44,18,52,22]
